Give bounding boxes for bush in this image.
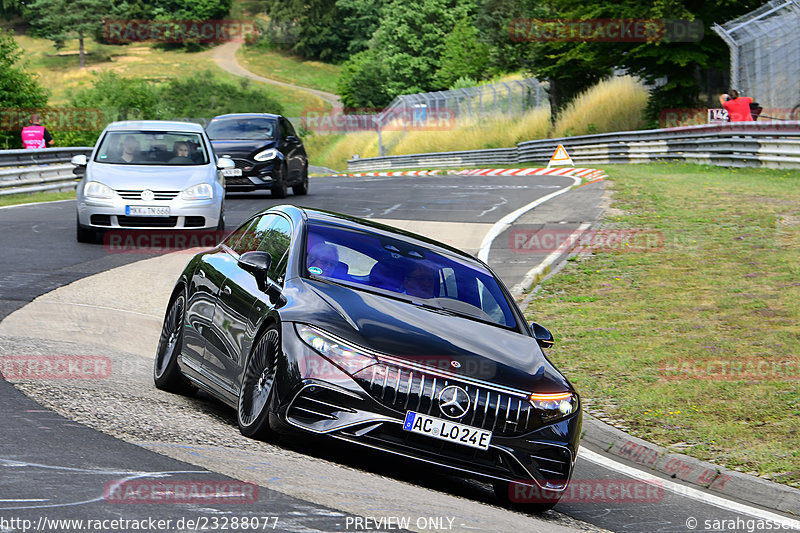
[552,76,649,138]
[60,70,285,146]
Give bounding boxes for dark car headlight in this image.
[528,392,578,422]
[295,324,377,376]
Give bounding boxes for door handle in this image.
[198,269,206,278]
[222,285,232,295]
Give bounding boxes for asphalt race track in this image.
[1,175,797,533]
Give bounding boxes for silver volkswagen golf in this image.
[73,120,232,243]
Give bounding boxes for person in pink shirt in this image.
[719,90,754,122]
[21,114,54,149]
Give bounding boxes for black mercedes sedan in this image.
[154,205,581,511]
[206,113,308,197]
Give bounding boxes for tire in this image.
[492,480,562,514]
[271,164,288,199]
[216,204,225,232]
[76,220,95,243]
[154,293,195,394]
[292,163,308,196]
[237,326,279,439]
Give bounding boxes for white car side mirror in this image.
[71,154,88,166]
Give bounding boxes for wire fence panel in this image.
[713,0,800,110]
[377,78,549,126]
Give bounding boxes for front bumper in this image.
[225,159,278,190]
[77,196,222,230]
[274,323,582,491]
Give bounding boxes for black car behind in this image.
[206,113,308,197]
[154,206,582,512]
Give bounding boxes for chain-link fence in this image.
[713,0,800,111]
[377,78,549,126]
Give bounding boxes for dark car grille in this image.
[354,363,539,437]
[116,189,179,201]
[117,216,178,228]
[185,216,205,228]
[225,176,255,186]
[232,159,253,170]
[527,442,573,479]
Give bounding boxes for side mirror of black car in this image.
[239,251,272,289]
[285,135,299,144]
[531,322,555,349]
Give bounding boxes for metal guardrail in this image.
[348,122,800,171]
[0,147,92,196]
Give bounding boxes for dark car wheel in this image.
[292,163,308,196]
[237,326,279,439]
[217,204,225,232]
[154,293,195,394]
[76,219,95,243]
[492,480,562,513]
[271,164,288,198]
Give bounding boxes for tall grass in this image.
[304,76,651,170]
[552,75,648,137]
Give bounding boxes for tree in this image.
[433,17,490,89]
[337,49,391,108]
[26,0,108,68]
[514,0,763,121]
[0,29,49,148]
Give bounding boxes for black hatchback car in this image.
[155,206,581,511]
[206,113,308,198]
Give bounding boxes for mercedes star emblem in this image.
[438,385,471,419]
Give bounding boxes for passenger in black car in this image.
[307,242,339,277]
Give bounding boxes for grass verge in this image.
[236,44,342,95]
[524,163,800,487]
[0,190,75,207]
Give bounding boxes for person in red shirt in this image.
[21,114,55,149]
[719,90,754,122]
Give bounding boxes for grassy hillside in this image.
[236,44,342,95]
[13,34,327,117]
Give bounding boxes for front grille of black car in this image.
[116,189,179,201]
[353,363,539,437]
[90,214,111,226]
[117,216,178,228]
[224,176,255,186]
[232,159,253,170]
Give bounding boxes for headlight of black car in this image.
[295,324,377,376]
[528,392,578,423]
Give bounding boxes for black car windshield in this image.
[94,131,209,165]
[305,223,518,329]
[206,117,277,141]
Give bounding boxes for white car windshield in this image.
[94,131,209,165]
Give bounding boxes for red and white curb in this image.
[333,167,607,179]
[450,167,606,179]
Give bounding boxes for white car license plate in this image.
[222,168,242,177]
[403,411,492,450]
[125,206,170,217]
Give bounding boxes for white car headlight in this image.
[83,181,116,199]
[254,148,278,162]
[180,183,213,200]
[528,392,578,422]
[296,324,377,376]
